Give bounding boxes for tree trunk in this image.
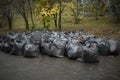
[76,0,79,23]
[8,19,12,30]
[28,0,35,29]
[21,0,29,30]
[70,8,79,24]
[53,14,57,28]
[23,15,29,30]
[74,10,79,24]
[114,6,120,23]
[43,18,46,28]
[95,10,99,20]
[112,5,120,23]
[58,0,62,30]
[7,16,13,30]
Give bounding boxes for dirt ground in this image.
[0,51,120,80]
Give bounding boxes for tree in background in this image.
[14,0,30,30]
[28,0,35,29]
[88,0,107,20]
[58,0,62,30]
[110,0,120,23]
[64,0,84,24]
[35,0,61,30]
[0,0,15,30]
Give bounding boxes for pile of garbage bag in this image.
[0,29,119,63]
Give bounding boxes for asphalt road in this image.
[0,51,120,80]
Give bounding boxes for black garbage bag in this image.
[108,39,119,55]
[41,31,50,43]
[78,42,99,63]
[49,44,64,58]
[40,31,55,54]
[30,31,42,44]
[47,31,61,43]
[22,32,32,43]
[66,40,84,59]
[24,43,40,58]
[97,39,110,56]
[1,35,9,43]
[10,40,25,55]
[40,41,51,55]
[49,38,67,58]
[0,40,3,51]
[7,32,19,41]
[1,42,10,53]
[0,32,23,54]
[0,42,2,51]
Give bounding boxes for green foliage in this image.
[110,0,120,22]
[34,0,59,30]
[87,0,107,20]
[63,1,81,23]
